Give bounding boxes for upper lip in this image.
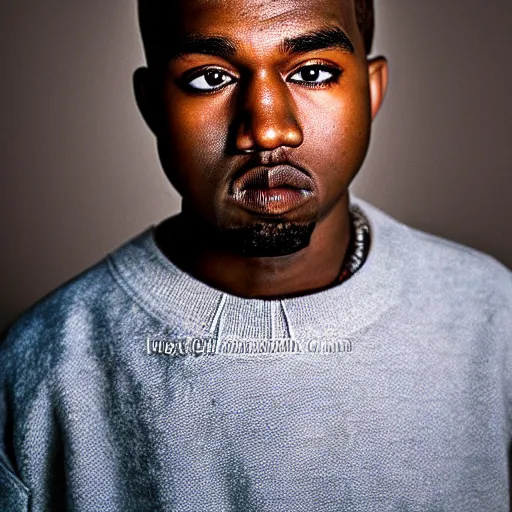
[231,164,315,194]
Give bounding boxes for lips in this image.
[230,165,315,215]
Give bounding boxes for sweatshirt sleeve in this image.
[0,336,31,512]
[507,271,512,432]
[0,452,30,512]
[0,302,58,512]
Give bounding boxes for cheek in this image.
[302,91,371,176]
[310,94,369,160]
[163,95,229,171]
[159,95,231,202]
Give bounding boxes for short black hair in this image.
[139,0,375,65]
[355,0,374,55]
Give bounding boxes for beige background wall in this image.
[1,1,511,331]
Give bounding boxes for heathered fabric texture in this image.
[1,197,511,512]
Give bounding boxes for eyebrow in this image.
[281,27,355,55]
[169,35,237,61]
[168,26,354,61]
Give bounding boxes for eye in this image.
[187,68,236,91]
[288,65,341,86]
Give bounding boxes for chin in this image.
[219,220,316,258]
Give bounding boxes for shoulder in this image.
[0,232,149,385]
[1,261,112,381]
[408,224,510,284]
[404,219,511,302]
[353,196,512,305]
[408,226,512,325]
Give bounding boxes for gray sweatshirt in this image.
[1,198,511,512]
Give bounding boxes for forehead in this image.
[165,0,360,48]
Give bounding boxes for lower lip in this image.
[230,187,313,215]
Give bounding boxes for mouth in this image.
[229,165,316,215]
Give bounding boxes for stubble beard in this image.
[219,221,316,258]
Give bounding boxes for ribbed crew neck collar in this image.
[108,197,410,341]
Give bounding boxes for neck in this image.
[156,194,352,299]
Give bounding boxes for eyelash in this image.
[183,63,343,93]
[288,64,342,88]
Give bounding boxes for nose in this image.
[234,70,304,152]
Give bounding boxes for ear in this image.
[367,57,389,120]
[133,67,162,136]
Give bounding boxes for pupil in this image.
[303,67,319,81]
[205,70,225,86]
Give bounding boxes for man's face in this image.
[140,0,383,253]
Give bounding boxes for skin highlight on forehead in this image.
[179,0,350,22]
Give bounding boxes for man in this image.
[0,0,510,510]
